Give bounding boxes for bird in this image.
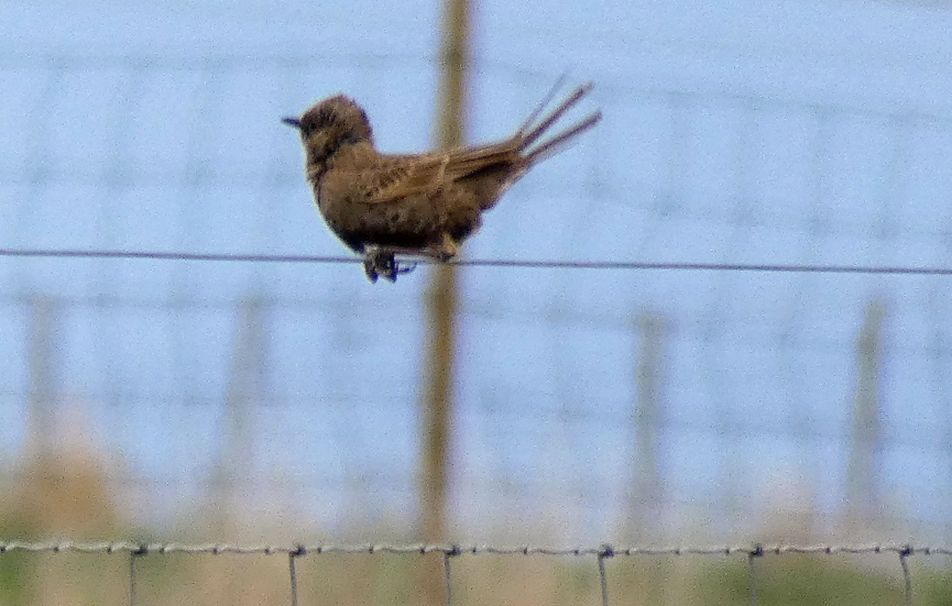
[283,78,601,282]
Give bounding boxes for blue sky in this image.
[2,0,952,543]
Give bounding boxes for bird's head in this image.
[283,95,374,173]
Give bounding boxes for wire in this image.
[3,248,952,276]
[0,248,354,265]
[0,540,944,557]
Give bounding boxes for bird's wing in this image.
[363,141,520,205]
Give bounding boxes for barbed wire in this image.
[1,539,946,557]
[1,540,938,606]
[3,247,952,276]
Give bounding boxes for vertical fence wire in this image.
[597,544,613,606]
[289,545,305,606]
[899,546,913,606]
[129,551,137,606]
[128,544,146,606]
[443,545,460,606]
[748,545,763,606]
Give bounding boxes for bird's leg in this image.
[378,236,458,263]
[429,233,459,262]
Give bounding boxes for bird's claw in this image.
[363,248,417,283]
[395,261,418,274]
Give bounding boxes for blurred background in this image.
[3,0,952,604]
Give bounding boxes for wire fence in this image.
[2,540,945,606]
[6,8,952,575]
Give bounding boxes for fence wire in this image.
[3,540,948,556]
[1,541,940,606]
[4,247,952,275]
[288,545,303,606]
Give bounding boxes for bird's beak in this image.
[282,117,301,129]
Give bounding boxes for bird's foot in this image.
[363,247,417,283]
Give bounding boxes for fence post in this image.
[421,1,470,605]
[845,300,885,531]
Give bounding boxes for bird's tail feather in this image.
[516,80,601,165]
[524,112,602,165]
[514,73,570,139]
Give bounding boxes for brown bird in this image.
[283,79,601,282]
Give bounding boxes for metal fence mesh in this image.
[4,2,952,601]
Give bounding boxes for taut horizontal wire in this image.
[0,248,355,265]
[2,248,952,276]
[0,541,950,557]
